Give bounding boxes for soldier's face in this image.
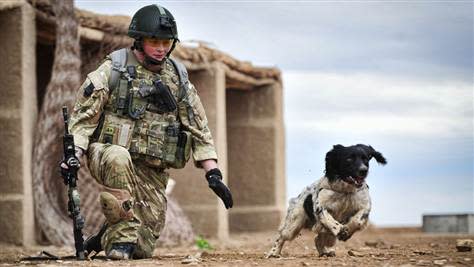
[143,38,173,61]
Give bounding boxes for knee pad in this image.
[106,145,132,167]
[99,191,134,224]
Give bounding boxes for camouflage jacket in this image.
[69,49,217,167]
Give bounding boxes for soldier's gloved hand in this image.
[206,168,233,209]
[60,146,84,171]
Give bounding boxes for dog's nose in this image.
[358,169,368,177]
[358,165,368,177]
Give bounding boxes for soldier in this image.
[62,4,233,260]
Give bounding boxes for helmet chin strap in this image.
[143,52,163,66]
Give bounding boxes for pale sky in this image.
[75,0,474,226]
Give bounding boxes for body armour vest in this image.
[95,49,191,169]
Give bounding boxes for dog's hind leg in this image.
[315,230,337,257]
[266,234,286,258]
[266,202,307,258]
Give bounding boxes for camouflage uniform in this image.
[69,49,217,258]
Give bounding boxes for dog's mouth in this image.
[343,176,366,187]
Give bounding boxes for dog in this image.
[266,144,387,258]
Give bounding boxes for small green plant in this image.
[195,235,213,250]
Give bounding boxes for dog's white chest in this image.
[319,188,369,223]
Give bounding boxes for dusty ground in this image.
[1,227,473,266]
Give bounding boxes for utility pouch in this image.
[98,114,135,149]
[163,123,179,166]
[128,88,148,120]
[116,79,128,115]
[153,79,177,113]
[172,130,191,169]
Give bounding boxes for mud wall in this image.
[227,82,286,233]
[0,1,36,246]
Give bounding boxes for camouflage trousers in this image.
[87,143,169,258]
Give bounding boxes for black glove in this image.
[206,168,233,209]
[59,147,83,178]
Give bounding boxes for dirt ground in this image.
[1,227,473,267]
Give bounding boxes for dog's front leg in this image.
[342,207,371,241]
[340,193,371,241]
[313,190,346,237]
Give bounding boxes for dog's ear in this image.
[333,144,345,150]
[325,144,344,180]
[358,144,387,165]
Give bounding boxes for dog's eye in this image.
[346,158,353,162]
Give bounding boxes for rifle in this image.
[61,106,86,260]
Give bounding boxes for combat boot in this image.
[106,242,136,260]
[84,223,107,257]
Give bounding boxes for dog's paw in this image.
[336,226,351,241]
[265,251,281,259]
[319,251,336,257]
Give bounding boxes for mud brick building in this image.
[0,0,285,246]
[423,214,474,234]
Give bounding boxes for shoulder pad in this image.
[168,57,189,83]
[108,48,128,91]
[168,57,189,100]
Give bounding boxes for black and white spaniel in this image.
[266,144,387,257]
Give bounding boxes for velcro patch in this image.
[83,82,95,97]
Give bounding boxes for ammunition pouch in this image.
[127,87,148,120]
[172,130,191,169]
[97,112,191,169]
[98,114,135,149]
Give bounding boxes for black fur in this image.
[303,194,316,223]
[325,144,387,184]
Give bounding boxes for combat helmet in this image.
[128,4,179,63]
